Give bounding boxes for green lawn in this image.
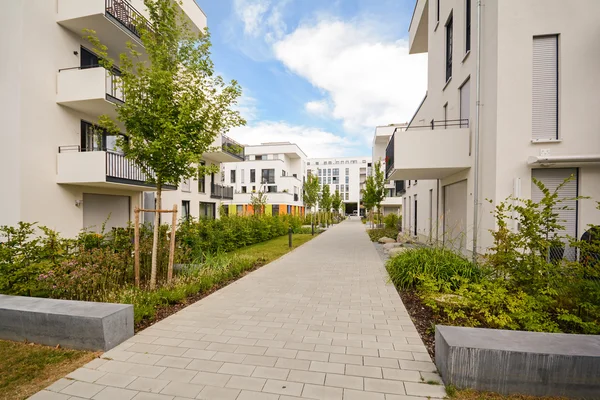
[232,233,315,262]
[0,340,96,400]
[450,387,568,400]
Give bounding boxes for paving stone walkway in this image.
[32,219,445,400]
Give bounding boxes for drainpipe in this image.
[472,0,483,263]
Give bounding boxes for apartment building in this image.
[307,156,372,215]
[0,0,209,237]
[372,125,405,217]
[160,136,245,221]
[221,143,307,216]
[385,0,600,257]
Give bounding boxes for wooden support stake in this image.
[134,207,140,288]
[167,204,177,284]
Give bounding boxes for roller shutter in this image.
[443,180,468,251]
[532,35,558,140]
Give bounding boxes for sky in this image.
[196,0,428,158]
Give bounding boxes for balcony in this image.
[57,67,123,119]
[408,0,428,54]
[203,134,245,162]
[57,146,175,191]
[57,0,152,56]
[210,183,234,200]
[386,120,471,181]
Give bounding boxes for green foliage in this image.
[385,178,600,334]
[249,188,268,215]
[320,185,332,212]
[303,174,321,212]
[332,190,343,214]
[384,213,399,230]
[367,228,399,242]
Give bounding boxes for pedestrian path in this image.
[32,219,445,400]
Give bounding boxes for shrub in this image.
[384,213,399,230]
[367,228,398,242]
[386,247,483,290]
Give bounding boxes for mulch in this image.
[399,290,436,359]
[135,260,267,333]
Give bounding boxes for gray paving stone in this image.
[92,386,138,400]
[159,381,204,398]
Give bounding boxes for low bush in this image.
[384,213,399,230]
[367,228,399,242]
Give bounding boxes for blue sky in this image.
[196,0,427,158]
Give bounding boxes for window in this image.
[465,0,471,53]
[198,161,205,193]
[241,169,245,184]
[327,169,331,176]
[236,205,243,215]
[241,186,247,193]
[262,169,275,184]
[533,35,559,141]
[182,201,190,220]
[255,155,263,160]
[307,162,311,165]
[336,185,339,192]
[446,15,453,82]
[345,176,349,184]
[199,202,215,219]
[346,185,349,192]
[328,177,332,184]
[267,186,277,193]
[81,120,126,153]
[460,78,471,127]
[333,168,339,176]
[252,186,256,192]
[333,177,338,183]
[273,205,280,215]
[250,169,256,183]
[230,170,236,183]
[282,170,286,177]
[345,193,349,200]
[436,0,440,23]
[316,162,319,165]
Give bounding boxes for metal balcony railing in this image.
[210,183,234,199]
[385,131,395,179]
[105,0,153,39]
[222,135,244,160]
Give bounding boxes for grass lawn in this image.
[450,387,568,400]
[0,340,96,400]
[231,233,316,262]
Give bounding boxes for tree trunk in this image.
[150,185,161,290]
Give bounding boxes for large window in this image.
[262,169,275,184]
[446,15,453,82]
[81,120,126,154]
[267,186,277,193]
[272,205,280,215]
[199,202,215,219]
[230,170,236,183]
[250,169,256,183]
[532,35,559,141]
[181,201,190,220]
[465,0,471,53]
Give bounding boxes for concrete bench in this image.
[0,294,133,351]
[435,325,600,398]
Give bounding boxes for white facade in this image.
[386,0,600,255]
[307,156,372,215]
[0,0,207,237]
[221,143,307,215]
[372,125,405,216]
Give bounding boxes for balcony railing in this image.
[222,135,244,160]
[105,0,152,39]
[211,183,234,200]
[385,130,395,179]
[406,118,469,130]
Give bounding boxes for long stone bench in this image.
[0,294,133,351]
[435,325,600,398]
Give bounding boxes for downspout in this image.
[472,0,482,263]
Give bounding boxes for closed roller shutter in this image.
[531,168,578,261]
[532,35,558,141]
[444,180,468,251]
[83,193,130,233]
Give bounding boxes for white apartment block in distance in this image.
[307,156,372,216]
[372,125,405,216]
[385,0,600,258]
[221,143,307,216]
[0,0,209,237]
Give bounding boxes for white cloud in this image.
[305,99,331,117]
[227,121,359,158]
[233,0,289,43]
[235,93,260,123]
[273,19,427,136]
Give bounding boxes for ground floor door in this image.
[83,193,130,233]
[531,168,578,261]
[443,180,468,251]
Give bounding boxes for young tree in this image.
[303,174,321,233]
[362,176,376,227]
[372,161,386,227]
[250,187,268,215]
[87,0,244,288]
[332,190,343,215]
[320,185,332,212]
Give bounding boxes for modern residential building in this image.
[307,156,372,215]
[0,0,207,237]
[372,125,405,216]
[385,0,600,257]
[221,143,307,216]
[160,135,245,221]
